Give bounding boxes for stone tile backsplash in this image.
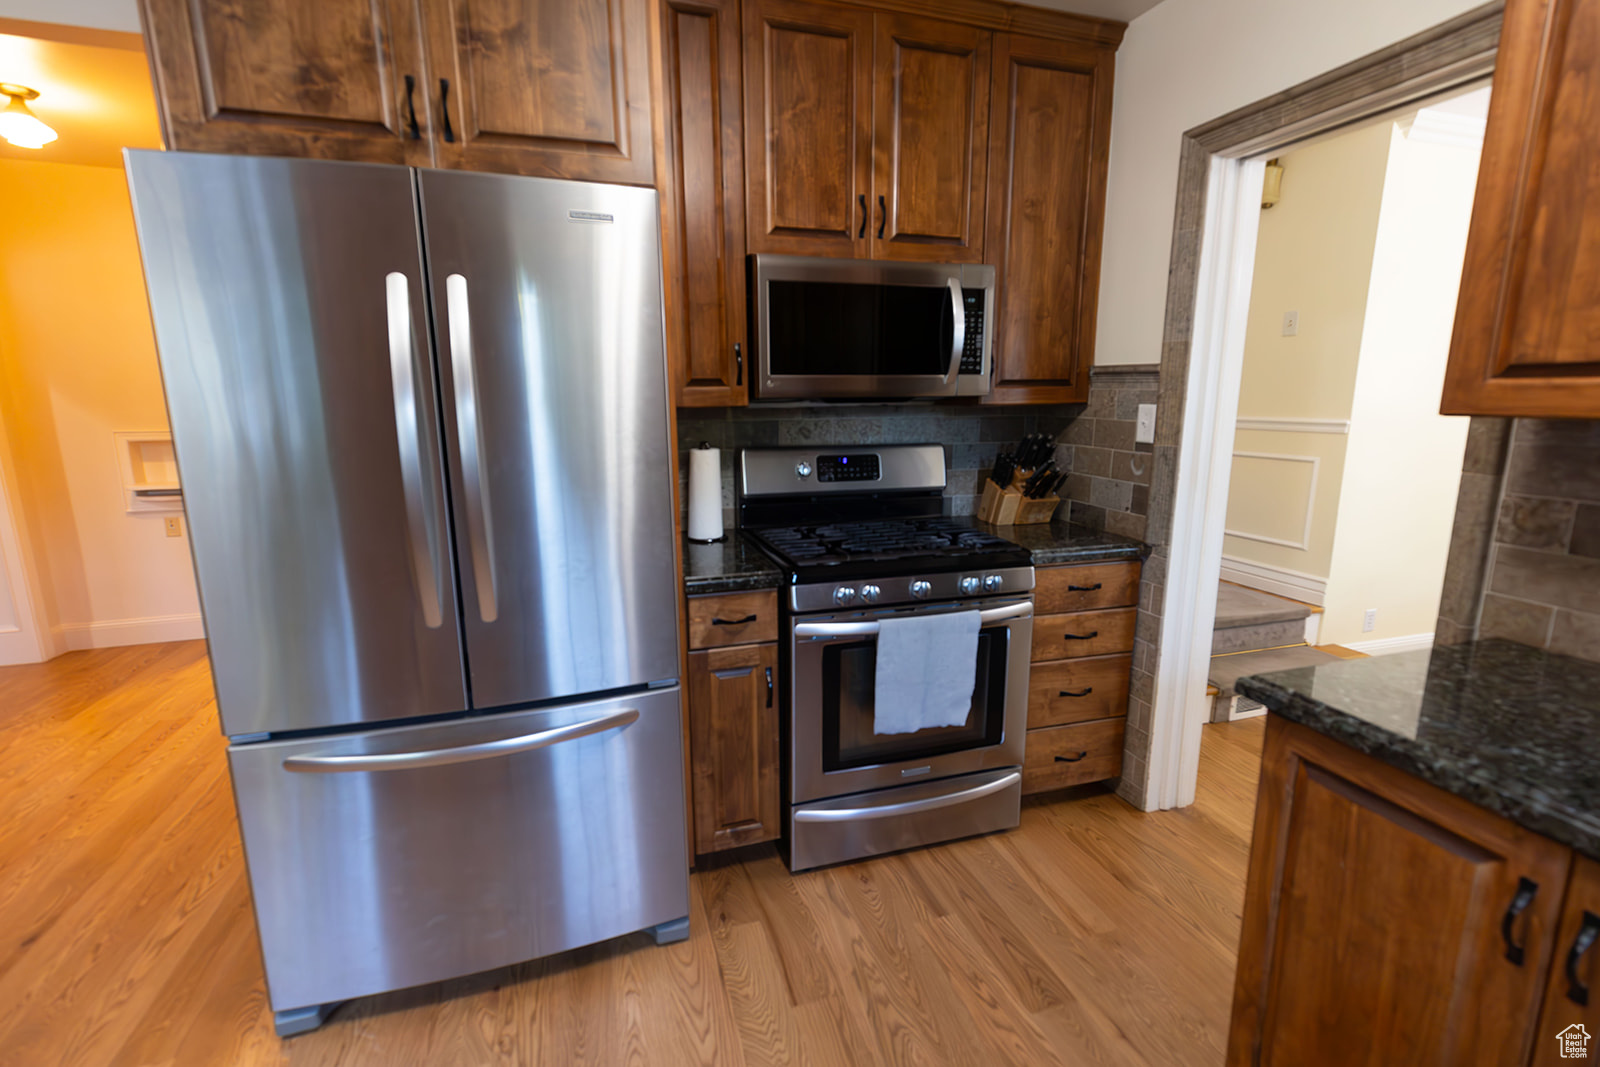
[1438,417,1600,663]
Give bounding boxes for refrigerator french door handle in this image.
[793,600,1032,638]
[282,708,641,773]
[445,273,499,623]
[385,272,444,628]
[944,276,963,384]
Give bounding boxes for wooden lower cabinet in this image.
[1229,716,1575,1066]
[1022,559,1138,796]
[1533,856,1600,1066]
[687,641,780,854]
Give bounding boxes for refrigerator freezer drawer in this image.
[228,687,688,1014]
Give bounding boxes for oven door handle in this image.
[793,600,1033,638]
[793,770,1022,823]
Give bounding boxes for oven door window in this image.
[767,280,955,377]
[820,628,1007,771]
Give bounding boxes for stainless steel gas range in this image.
[738,445,1034,871]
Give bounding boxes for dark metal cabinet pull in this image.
[1063,630,1099,641]
[1566,910,1600,1005]
[1068,582,1103,592]
[439,79,455,142]
[403,75,421,139]
[1502,877,1539,965]
[765,666,774,708]
[734,342,743,386]
[1058,687,1094,698]
[858,194,867,238]
[1055,751,1088,763]
[876,195,886,239]
[712,614,757,626]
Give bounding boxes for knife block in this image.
[977,476,1060,526]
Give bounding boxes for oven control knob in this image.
[959,576,981,596]
[983,574,1004,593]
[859,584,881,603]
[795,461,812,479]
[833,586,857,605]
[909,580,932,599]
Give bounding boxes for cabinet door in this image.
[743,0,873,256]
[139,0,434,163]
[1442,0,1600,417]
[421,0,654,183]
[870,13,990,263]
[1533,855,1600,1066]
[984,34,1112,404]
[1229,717,1571,1066]
[687,643,781,854]
[660,0,749,406]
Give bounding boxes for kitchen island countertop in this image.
[1238,639,1600,861]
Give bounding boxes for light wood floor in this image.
[0,642,1265,1066]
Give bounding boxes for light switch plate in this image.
[1135,404,1157,445]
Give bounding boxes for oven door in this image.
[753,255,988,400]
[789,596,1031,804]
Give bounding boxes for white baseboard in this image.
[1219,555,1327,607]
[1303,613,1322,646]
[1342,632,1435,656]
[53,613,204,651]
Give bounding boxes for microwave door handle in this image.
[793,600,1032,638]
[944,277,963,384]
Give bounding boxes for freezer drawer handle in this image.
[386,272,445,628]
[281,708,641,773]
[793,770,1020,823]
[446,274,498,623]
[793,600,1031,638]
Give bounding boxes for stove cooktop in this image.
[744,515,1031,582]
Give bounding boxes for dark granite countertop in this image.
[683,519,1148,595]
[1237,640,1600,861]
[682,535,785,596]
[970,519,1150,566]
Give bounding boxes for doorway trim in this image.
[1137,2,1503,810]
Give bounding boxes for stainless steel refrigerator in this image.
[125,150,688,1036]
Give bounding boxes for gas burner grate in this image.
[747,517,1017,568]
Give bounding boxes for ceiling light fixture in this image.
[0,84,57,149]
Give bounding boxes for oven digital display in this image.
[816,454,881,483]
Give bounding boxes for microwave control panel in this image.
[960,289,986,376]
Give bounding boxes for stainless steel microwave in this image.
[750,254,995,400]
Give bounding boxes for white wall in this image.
[0,0,138,32]
[1319,122,1480,647]
[1095,0,1487,366]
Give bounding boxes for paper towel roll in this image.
[687,444,725,543]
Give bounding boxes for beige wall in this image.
[0,157,199,653]
[1222,122,1393,583]
[1320,125,1479,646]
[1094,0,1485,367]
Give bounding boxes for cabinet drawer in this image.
[1034,561,1140,614]
[1028,653,1131,728]
[1031,608,1136,662]
[687,591,779,649]
[1022,718,1124,794]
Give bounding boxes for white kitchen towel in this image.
[873,610,981,735]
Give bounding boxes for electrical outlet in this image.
[1362,608,1377,633]
[1282,310,1299,337]
[164,516,183,538]
[1134,404,1157,444]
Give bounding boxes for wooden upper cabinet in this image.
[870,13,990,262]
[660,0,749,406]
[984,34,1112,404]
[139,0,435,163]
[1442,0,1600,416]
[1229,718,1571,1066]
[421,0,654,183]
[743,0,874,256]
